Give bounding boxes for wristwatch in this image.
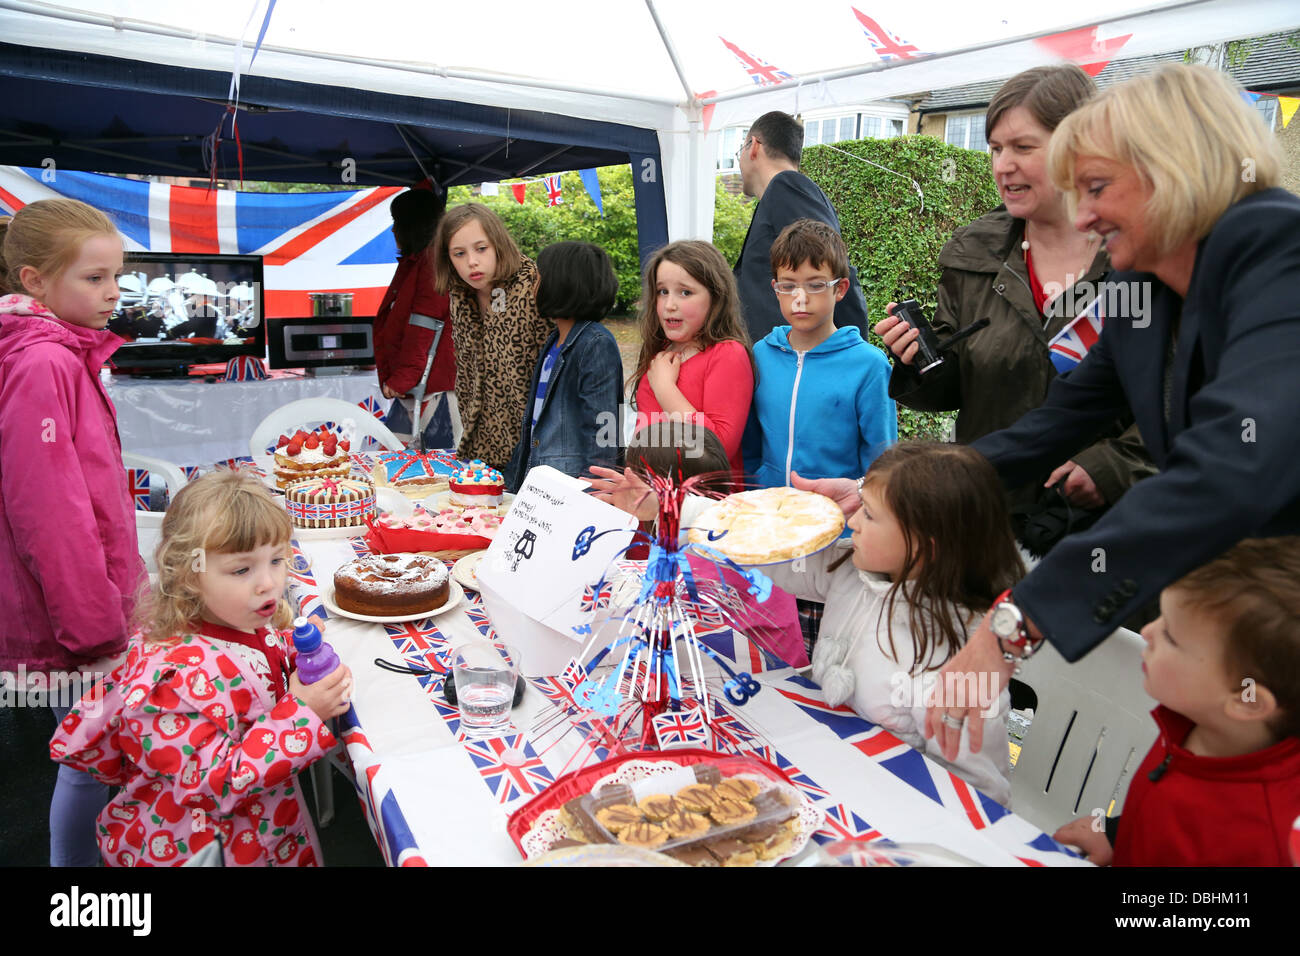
[990,589,1043,663]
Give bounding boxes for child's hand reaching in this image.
[586,465,658,521]
[291,664,354,722]
[1052,815,1114,866]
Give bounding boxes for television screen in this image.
[109,252,265,373]
[267,315,375,370]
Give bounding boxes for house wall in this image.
[916,113,946,139]
[1274,96,1300,197]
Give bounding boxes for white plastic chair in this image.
[122,451,190,574]
[247,397,405,457]
[1009,627,1159,836]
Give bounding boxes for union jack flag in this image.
[851,9,925,60]
[383,619,447,661]
[463,601,498,641]
[428,694,462,736]
[0,165,402,318]
[1048,295,1104,374]
[578,579,615,614]
[813,803,883,845]
[544,175,563,207]
[776,677,867,740]
[127,468,151,512]
[286,545,326,621]
[652,704,711,749]
[718,36,793,86]
[181,466,203,483]
[356,395,387,421]
[771,752,830,802]
[461,733,555,805]
[560,658,589,689]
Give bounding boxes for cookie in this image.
[617,821,668,849]
[715,777,761,802]
[595,804,644,834]
[675,783,723,813]
[710,799,758,826]
[661,809,711,839]
[638,794,680,822]
[705,837,758,866]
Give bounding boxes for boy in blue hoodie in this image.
[743,219,896,489]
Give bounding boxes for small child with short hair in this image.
[742,218,896,489]
[1054,536,1300,866]
[504,241,623,492]
[50,472,351,866]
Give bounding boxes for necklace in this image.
[1021,224,1101,278]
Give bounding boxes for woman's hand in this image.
[790,471,859,520]
[923,611,1019,761]
[1053,816,1114,866]
[646,350,683,397]
[291,664,353,721]
[1045,461,1105,509]
[380,383,403,400]
[586,465,658,521]
[873,304,921,366]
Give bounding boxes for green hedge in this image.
[447,168,753,314]
[801,136,1002,440]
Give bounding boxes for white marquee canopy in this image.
[2,0,1298,238]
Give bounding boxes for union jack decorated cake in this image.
[283,476,375,529]
[273,426,351,489]
[371,449,459,496]
[449,459,505,507]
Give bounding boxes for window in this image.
[804,113,859,148]
[1253,96,1279,131]
[860,116,881,139]
[945,111,988,151]
[716,125,749,172]
[888,118,905,138]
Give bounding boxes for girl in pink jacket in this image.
[51,472,353,866]
[0,199,144,864]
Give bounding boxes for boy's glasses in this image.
[772,278,845,295]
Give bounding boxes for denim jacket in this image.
[504,321,624,492]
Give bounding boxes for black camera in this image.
[889,300,990,374]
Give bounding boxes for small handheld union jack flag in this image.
[652,702,711,750]
[544,175,563,207]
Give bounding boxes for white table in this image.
[109,369,386,467]
[290,533,1091,868]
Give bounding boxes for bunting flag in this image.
[479,182,499,197]
[696,89,718,134]
[1241,90,1262,105]
[718,36,793,86]
[1034,25,1132,77]
[0,165,401,318]
[1280,96,1299,129]
[851,9,925,61]
[544,174,563,207]
[510,182,528,204]
[578,168,603,216]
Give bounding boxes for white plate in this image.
[321,578,464,623]
[425,490,515,512]
[452,551,485,591]
[375,486,415,518]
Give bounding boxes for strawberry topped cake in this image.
[272,426,351,489]
[449,459,505,507]
[375,505,503,539]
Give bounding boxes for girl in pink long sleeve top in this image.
[630,241,755,477]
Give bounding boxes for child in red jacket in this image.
[1055,537,1300,866]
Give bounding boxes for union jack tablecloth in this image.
[288,534,1088,867]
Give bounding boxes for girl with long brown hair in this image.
[770,442,1025,804]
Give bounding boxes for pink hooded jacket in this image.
[0,294,143,671]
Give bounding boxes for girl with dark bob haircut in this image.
[536,241,619,323]
[503,241,624,491]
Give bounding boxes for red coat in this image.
[1114,705,1300,866]
[373,250,454,396]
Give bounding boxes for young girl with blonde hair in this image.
[0,198,142,865]
[51,472,352,866]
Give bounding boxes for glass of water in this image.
[452,641,519,739]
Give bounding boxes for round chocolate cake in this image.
[332,553,450,616]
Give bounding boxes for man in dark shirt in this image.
[732,111,869,341]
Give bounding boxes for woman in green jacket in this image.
[876,65,1154,532]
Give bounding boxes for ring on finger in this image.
[941,712,964,729]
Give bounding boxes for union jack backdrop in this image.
[0,165,401,318]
